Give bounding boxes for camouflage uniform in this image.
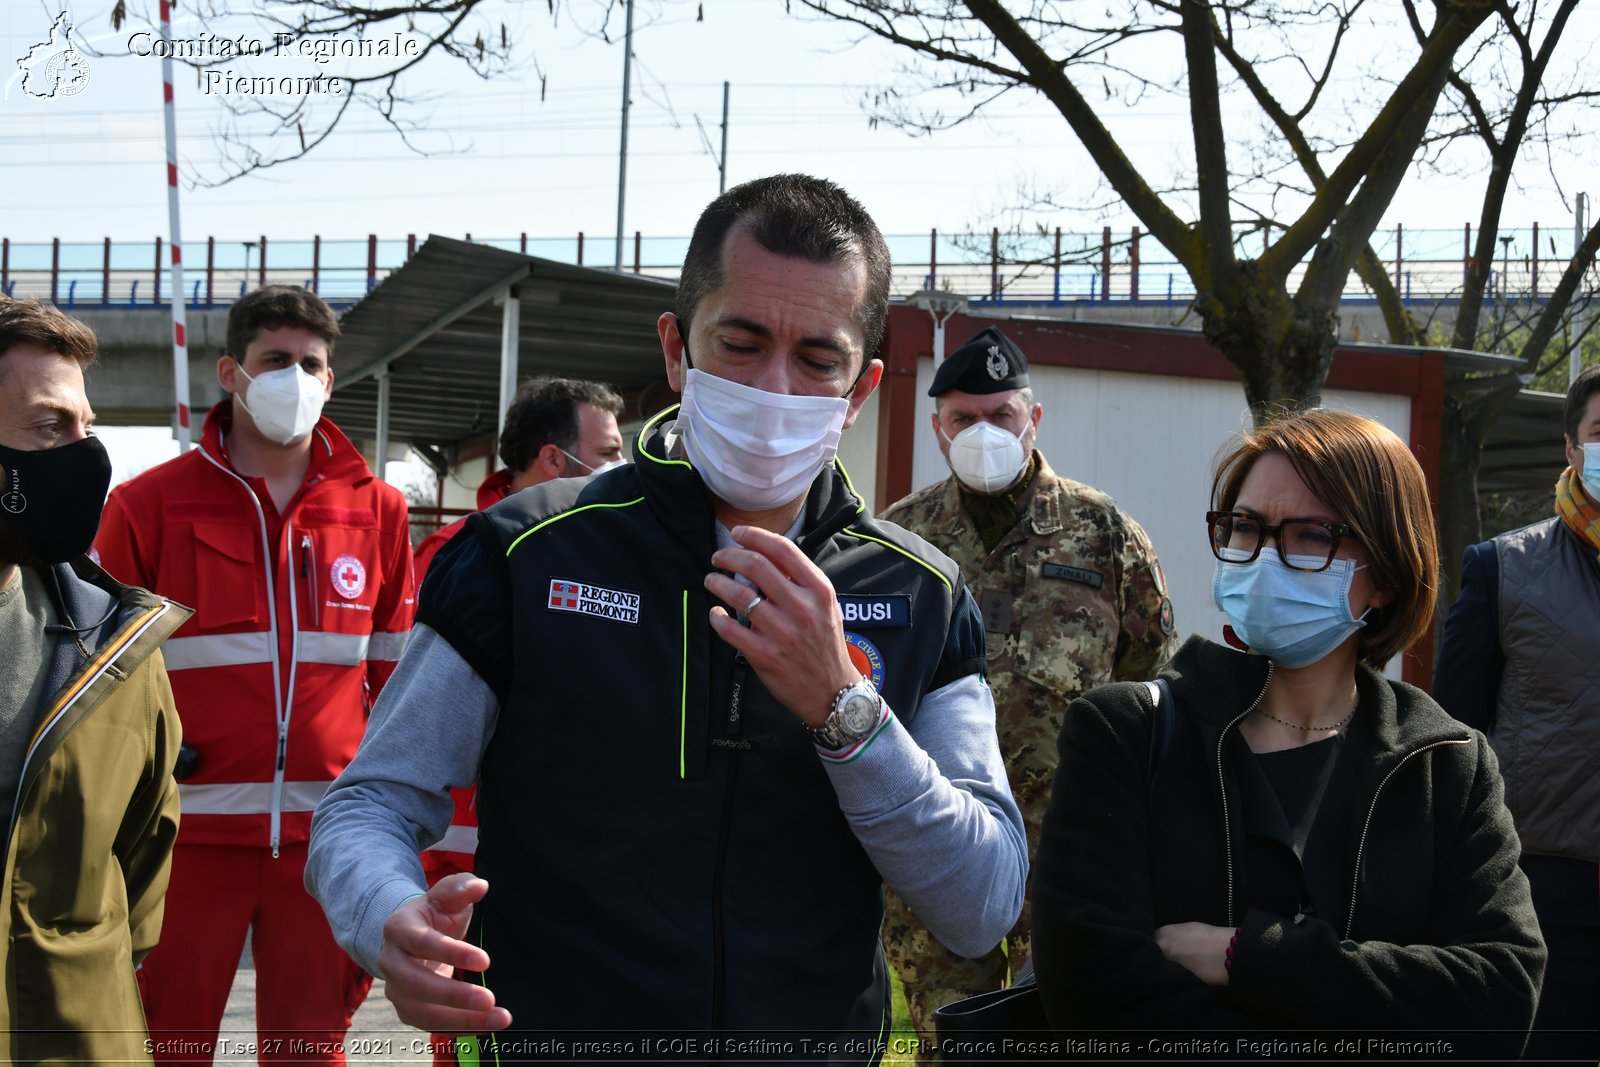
[878,453,1177,1051]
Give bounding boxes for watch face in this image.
[840,692,879,735]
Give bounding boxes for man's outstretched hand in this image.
[379,873,513,1033]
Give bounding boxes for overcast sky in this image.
[6,0,1596,246]
[5,0,1597,485]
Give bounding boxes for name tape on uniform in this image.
[1041,563,1104,589]
[836,595,911,628]
[548,578,641,624]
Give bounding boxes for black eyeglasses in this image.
[1206,511,1356,573]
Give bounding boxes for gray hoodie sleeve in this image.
[304,624,497,977]
[821,674,1028,958]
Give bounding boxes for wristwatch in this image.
[809,677,882,750]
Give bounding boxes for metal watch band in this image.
[809,677,879,750]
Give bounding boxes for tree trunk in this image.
[1196,260,1339,423]
[1436,392,1484,638]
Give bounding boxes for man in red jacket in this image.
[412,377,625,584]
[94,285,416,1064]
[413,376,623,885]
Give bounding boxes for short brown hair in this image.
[0,297,98,372]
[1211,408,1439,668]
[227,285,340,361]
[499,377,625,472]
[1564,364,1600,444]
[676,174,892,364]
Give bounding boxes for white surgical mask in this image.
[560,449,626,477]
[1211,549,1370,669]
[676,368,848,511]
[941,421,1030,494]
[235,362,327,445]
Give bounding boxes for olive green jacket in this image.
[1,559,187,1063]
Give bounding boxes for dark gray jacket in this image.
[1435,518,1600,860]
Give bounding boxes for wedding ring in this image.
[744,592,766,616]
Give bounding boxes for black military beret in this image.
[927,326,1030,397]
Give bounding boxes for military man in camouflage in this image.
[880,326,1177,1052]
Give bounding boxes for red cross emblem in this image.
[330,554,367,599]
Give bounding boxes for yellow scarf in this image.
[1554,467,1600,559]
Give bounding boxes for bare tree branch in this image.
[98,0,627,183]
[1445,0,1584,350]
[1263,3,1492,279]
[1182,0,1235,290]
[1514,217,1600,377]
[959,0,1198,265]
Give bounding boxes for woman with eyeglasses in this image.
[1030,408,1544,1054]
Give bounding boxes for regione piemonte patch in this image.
[548,578,641,624]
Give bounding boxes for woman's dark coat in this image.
[1032,636,1545,1057]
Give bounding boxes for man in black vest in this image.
[307,175,1026,1057]
[1434,365,1600,1062]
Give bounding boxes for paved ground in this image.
[216,943,433,1064]
[210,946,919,1065]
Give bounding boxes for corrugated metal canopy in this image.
[1475,388,1567,494]
[1430,349,1567,495]
[323,235,677,451]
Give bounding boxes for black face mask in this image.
[0,436,113,566]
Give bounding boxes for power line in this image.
[1,138,1099,168]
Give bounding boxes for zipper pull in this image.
[276,725,287,772]
[302,533,319,626]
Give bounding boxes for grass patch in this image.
[885,964,921,1065]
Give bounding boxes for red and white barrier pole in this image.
[158,0,191,450]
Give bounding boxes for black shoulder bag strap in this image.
[1142,677,1175,781]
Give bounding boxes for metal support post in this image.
[498,293,522,448]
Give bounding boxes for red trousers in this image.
[139,842,372,1066]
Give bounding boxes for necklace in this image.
[1255,703,1356,732]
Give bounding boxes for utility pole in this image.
[1499,234,1514,313]
[158,0,192,450]
[719,81,730,194]
[614,0,634,271]
[1576,193,1590,384]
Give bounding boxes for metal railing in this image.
[0,224,1585,310]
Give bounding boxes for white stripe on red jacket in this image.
[94,402,416,852]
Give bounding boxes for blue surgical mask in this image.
[1582,442,1600,496]
[1212,549,1370,669]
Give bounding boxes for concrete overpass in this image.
[76,296,1459,427]
[77,306,233,427]
[66,237,1565,507]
